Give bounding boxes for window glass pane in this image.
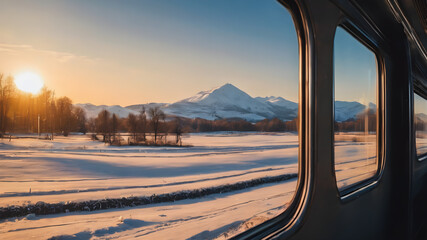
[334,27,378,191]
[0,1,299,239]
[415,93,427,158]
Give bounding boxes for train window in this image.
[414,93,427,159]
[0,1,300,239]
[333,27,378,191]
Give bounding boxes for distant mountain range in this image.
[75,83,375,122]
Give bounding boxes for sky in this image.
[334,27,378,105]
[0,0,300,106]
[415,93,427,114]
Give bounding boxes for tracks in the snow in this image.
[0,173,297,220]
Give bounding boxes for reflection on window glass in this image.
[334,27,378,191]
[415,93,427,158]
[0,1,299,239]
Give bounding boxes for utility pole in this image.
[51,91,55,141]
[38,114,40,137]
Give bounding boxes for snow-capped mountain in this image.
[74,103,139,119]
[180,84,264,107]
[126,103,167,112]
[76,83,375,122]
[255,96,298,110]
[335,101,376,122]
[162,83,296,122]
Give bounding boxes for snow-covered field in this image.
[334,133,377,189]
[0,132,375,239]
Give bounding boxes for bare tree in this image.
[172,117,183,146]
[96,110,111,142]
[111,113,119,143]
[148,106,165,144]
[87,118,96,133]
[164,117,168,144]
[49,95,56,140]
[0,75,89,139]
[37,87,54,133]
[0,74,15,135]
[56,96,73,136]
[73,106,87,134]
[138,106,147,141]
[127,113,138,143]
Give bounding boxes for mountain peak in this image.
[179,83,250,104]
[205,83,243,95]
[210,83,247,95]
[216,83,238,90]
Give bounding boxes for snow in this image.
[126,103,168,113]
[0,181,295,240]
[255,96,298,110]
[0,132,376,239]
[334,133,377,189]
[74,103,139,119]
[0,133,297,207]
[334,101,376,122]
[179,83,265,110]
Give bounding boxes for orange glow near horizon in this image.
[14,72,44,94]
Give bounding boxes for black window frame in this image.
[332,20,385,199]
[413,90,427,161]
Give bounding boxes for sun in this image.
[14,72,44,94]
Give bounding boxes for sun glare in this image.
[14,72,44,94]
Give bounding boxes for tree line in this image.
[0,74,86,138]
[90,108,299,146]
[90,107,185,146]
[334,109,377,132]
[93,112,299,137]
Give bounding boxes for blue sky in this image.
[415,93,427,114]
[334,27,377,105]
[0,0,299,105]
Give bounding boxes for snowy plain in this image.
[0,132,376,239]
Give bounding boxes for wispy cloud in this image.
[0,43,100,63]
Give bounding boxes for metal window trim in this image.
[332,19,386,201]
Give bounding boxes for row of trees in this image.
[334,110,377,132]
[185,117,298,132]
[90,107,299,146]
[0,74,86,137]
[91,107,183,145]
